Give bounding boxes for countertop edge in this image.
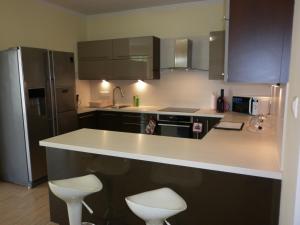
[77,107,225,118]
[40,140,282,180]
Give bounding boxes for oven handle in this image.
[157,123,191,128]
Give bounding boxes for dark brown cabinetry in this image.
[78,36,160,80]
[92,111,219,139]
[227,0,294,83]
[209,31,225,80]
[96,111,155,133]
[78,112,97,129]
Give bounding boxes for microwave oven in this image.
[232,96,270,115]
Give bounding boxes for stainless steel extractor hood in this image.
[174,39,192,69]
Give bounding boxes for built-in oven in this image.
[156,114,193,138]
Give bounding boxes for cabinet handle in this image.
[79,114,94,119]
[102,113,117,117]
[123,122,141,126]
[158,123,191,128]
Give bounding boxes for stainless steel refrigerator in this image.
[0,47,78,187]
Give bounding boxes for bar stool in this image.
[48,174,103,225]
[125,188,187,225]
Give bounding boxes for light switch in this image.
[292,96,299,119]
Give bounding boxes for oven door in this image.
[156,121,193,138]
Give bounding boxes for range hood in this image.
[174,39,192,69]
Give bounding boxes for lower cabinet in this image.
[92,111,220,139]
[96,111,155,133]
[78,112,97,129]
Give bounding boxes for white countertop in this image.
[77,106,224,118]
[40,113,281,180]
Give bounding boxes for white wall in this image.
[85,0,271,108]
[279,0,300,224]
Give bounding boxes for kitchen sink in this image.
[104,104,131,109]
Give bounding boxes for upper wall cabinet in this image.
[78,36,160,80]
[113,37,154,58]
[226,0,294,84]
[209,31,225,80]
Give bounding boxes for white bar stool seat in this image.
[125,188,187,225]
[49,174,103,225]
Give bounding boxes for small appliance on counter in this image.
[232,96,271,116]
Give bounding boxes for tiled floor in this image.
[0,181,57,225]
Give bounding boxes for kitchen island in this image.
[40,116,281,225]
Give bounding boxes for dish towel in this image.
[145,119,157,135]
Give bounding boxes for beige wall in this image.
[280,0,300,224]
[90,70,271,108]
[87,0,225,40]
[85,0,271,108]
[0,0,91,105]
[0,0,85,51]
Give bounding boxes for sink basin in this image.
[104,105,131,109]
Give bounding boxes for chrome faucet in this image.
[113,86,124,106]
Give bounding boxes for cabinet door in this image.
[78,40,112,59]
[209,31,225,80]
[78,60,112,80]
[78,112,97,129]
[113,37,153,58]
[97,111,122,131]
[121,113,142,133]
[111,58,152,80]
[227,0,294,83]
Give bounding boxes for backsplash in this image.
[86,70,271,109]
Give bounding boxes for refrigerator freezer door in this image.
[51,51,78,135]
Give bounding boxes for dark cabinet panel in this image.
[97,111,122,131]
[121,113,143,133]
[78,112,97,129]
[227,0,294,83]
[209,31,225,80]
[78,36,160,80]
[47,149,281,225]
[113,37,153,58]
[78,60,112,80]
[111,58,153,80]
[78,40,112,59]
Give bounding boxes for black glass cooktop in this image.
[159,107,199,113]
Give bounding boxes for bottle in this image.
[133,96,137,106]
[135,96,140,107]
[216,89,225,113]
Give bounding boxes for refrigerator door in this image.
[0,49,29,186]
[21,47,51,184]
[50,51,78,135]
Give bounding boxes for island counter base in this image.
[46,148,281,225]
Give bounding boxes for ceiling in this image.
[44,0,202,15]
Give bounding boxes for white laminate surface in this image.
[77,106,224,118]
[40,113,281,180]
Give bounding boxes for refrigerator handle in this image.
[51,52,59,135]
[47,51,58,136]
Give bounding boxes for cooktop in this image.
[159,107,199,113]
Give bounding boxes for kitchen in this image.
[0,0,299,225]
